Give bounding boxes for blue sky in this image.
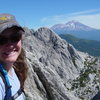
[0,0,100,29]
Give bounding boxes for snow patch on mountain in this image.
[51,20,94,31]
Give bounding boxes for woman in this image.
[0,13,28,100]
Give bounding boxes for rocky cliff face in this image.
[22,27,100,100]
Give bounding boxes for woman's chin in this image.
[4,60,16,64]
[3,57,18,64]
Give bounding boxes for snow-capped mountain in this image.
[50,20,100,41]
[65,20,94,31]
[51,20,94,31]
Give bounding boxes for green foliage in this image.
[69,57,99,100]
[79,96,84,100]
[59,34,100,57]
[71,58,98,90]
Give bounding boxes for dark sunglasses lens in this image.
[0,33,22,45]
[11,33,22,43]
[0,37,7,45]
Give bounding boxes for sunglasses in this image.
[0,32,22,45]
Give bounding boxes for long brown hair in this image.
[14,48,28,89]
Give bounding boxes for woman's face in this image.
[0,27,22,65]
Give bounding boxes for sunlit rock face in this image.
[23,27,100,100]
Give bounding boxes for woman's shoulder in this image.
[0,74,5,100]
[0,73,5,85]
[0,74,5,90]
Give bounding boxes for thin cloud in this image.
[70,9,100,15]
[70,14,100,29]
[40,9,100,29]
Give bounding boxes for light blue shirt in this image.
[0,68,25,100]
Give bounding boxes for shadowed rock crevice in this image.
[32,66,52,100]
[32,63,70,100]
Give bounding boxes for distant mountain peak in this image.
[66,20,79,24]
[66,20,94,31]
[65,20,83,27]
[51,20,94,31]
